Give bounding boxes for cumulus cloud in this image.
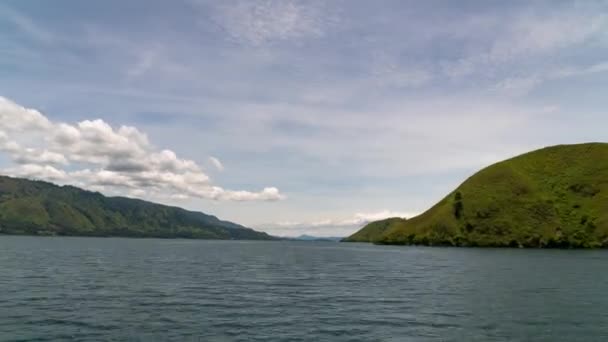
[0,96,284,202]
[4,164,67,182]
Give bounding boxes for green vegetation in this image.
[343,217,406,242]
[0,176,274,240]
[345,143,608,248]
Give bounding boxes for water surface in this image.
[1,236,607,341]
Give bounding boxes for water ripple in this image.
[1,237,608,341]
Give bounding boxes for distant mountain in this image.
[345,143,608,248]
[292,234,343,242]
[0,176,274,240]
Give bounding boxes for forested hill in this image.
[345,143,608,248]
[0,176,274,240]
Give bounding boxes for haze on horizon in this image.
[1,0,607,237]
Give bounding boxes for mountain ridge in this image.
[0,175,274,240]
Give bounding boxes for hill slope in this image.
[345,143,608,248]
[343,218,406,242]
[0,176,274,240]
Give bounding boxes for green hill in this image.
[343,217,406,242]
[0,176,274,240]
[344,143,608,248]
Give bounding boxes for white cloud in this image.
[488,14,602,63]
[5,164,67,182]
[491,60,608,96]
[13,148,68,166]
[212,0,328,45]
[208,156,224,171]
[0,97,51,131]
[371,52,433,88]
[216,187,285,201]
[0,96,284,202]
[1,5,55,44]
[277,210,413,227]
[262,210,416,237]
[127,48,158,79]
[492,75,543,97]
[372,64,433,89]
[550,61,608,79]
[442,10,608,78]
[347,210,414,225]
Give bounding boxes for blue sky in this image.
[1,0,607,236]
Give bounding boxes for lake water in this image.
[1,237,607,341]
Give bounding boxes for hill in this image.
[0,176,274,240]
[343,218,405,242]
[344,143,608,248]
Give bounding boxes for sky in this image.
[1,0,607,237]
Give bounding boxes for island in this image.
[344,143,608,248]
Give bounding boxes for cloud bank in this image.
[261,210,417,237]
[0,96,284,202]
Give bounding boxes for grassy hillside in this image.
[345,143,608,248]
[343,218,406,242]
[0,176,274,240]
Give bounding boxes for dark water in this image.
[1,237,608,341]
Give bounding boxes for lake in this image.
[1,236,607,341]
